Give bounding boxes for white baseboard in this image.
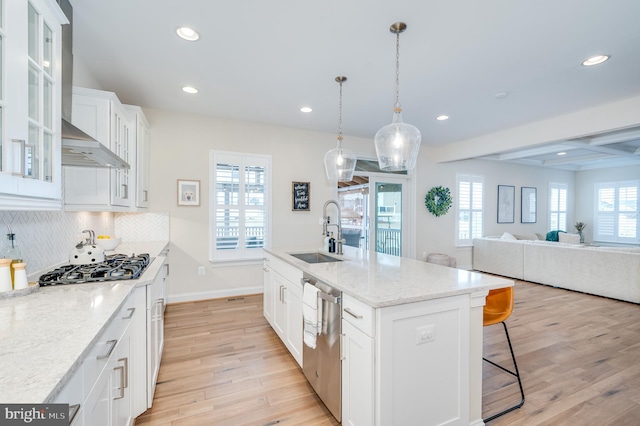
[167,286,263,304]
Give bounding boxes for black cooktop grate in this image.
[38,253,151,286]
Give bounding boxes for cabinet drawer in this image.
[83,293,135,391]
[269,256,303,287]
[342,294,375,337]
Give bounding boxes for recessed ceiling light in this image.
[300,107,313,113]
[436,115,449,121]
[557,152,567,156]
[582,55,609,66]
[493,92,509,99]
[176,27,200,41]
[182,86,198,94]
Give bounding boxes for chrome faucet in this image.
[323,199,343,255]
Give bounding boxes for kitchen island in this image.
[0,241,168,408]
[264,246,513,426]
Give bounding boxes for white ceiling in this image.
[70,0,640,171]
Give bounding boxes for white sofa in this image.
[472,236,640,303]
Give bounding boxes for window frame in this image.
[594,180,639,244]
[548,182,568,232]
[456,173,484,246]
[209,150,272,264]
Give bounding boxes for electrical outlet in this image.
[415,324,436,345]
[197,266,205,276]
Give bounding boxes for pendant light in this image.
[324,76,357,182]
[374,22,421,171]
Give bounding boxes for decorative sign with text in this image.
[292,181,310,211]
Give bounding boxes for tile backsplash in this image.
[0,211,114,277]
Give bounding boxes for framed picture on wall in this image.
[177,179,200,206]
[521,187,537,223]
[497,185,515,223]
[292,181,310,211]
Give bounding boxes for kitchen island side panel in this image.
[376,295,471,426]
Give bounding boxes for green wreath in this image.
[425,186,452,217]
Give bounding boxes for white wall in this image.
[144,107,376,301]
[575,165,640,244]
[143,105,586,297]
[415,153,575,268]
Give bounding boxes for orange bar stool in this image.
[483,286,525,423]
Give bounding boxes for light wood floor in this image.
[135,281,640,425]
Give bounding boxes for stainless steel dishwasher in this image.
[301,273,342,422]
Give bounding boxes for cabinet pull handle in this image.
[344,308,363,319]
[340,333,346,361]
[164,263,170,276]
[122,307,135,319]
[143,189,148,202]
[119,357,129,388]
[97,339,117,359]
[69,404,80,425]
[113,366,125,400]
[279,285,284,302]
[122,183,128,199]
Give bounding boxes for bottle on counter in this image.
[329,233,336,253]
[0,258,12,292]
[4,230,23,287]
[324,232,331,252]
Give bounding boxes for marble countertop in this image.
[0,241,169,404]
[265,246,513,308]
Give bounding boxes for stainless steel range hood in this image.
[58,0,129,169]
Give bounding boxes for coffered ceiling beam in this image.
[564,141,638,159]
[496,144,575,161]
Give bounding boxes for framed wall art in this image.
[497,185,515,223]
[177,179,200,206]
[521,187,537,223]
[292,181,310,211]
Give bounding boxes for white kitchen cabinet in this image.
[55,287,143,426]
[147,256,167,407]
[64,87,134,211]
[0,0,66,209]
[341,319,374,426]
[263,257,274,324]
[264,255,303,366]
[124,105,150,209]
[342,294,375,426]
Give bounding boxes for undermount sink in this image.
[288,252,343,264]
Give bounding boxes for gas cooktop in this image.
[39,253,151,286]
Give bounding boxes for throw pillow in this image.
[558,232,581,244]
[500,232,518,241]
[545,230,566,242]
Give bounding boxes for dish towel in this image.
[303,283,322,349]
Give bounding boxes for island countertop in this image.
[265,246,513,308]
[0,241,168,404]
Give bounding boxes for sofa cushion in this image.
[514,233,540,241]
[558,232,581,244]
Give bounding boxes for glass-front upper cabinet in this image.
[1,0,66,209]
[0,0,4,173]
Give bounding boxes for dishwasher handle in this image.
[300,278,341,304]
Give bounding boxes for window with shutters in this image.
[548,182,567,231]
[595,180,639,244]
[210,151,271,262]
[457,174,484,246]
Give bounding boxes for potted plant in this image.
[575,222,586,243]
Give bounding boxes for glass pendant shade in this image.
[374,103,421,171]
[375,22,421,172]
[324,138,357,182]
[325,76,356,182]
